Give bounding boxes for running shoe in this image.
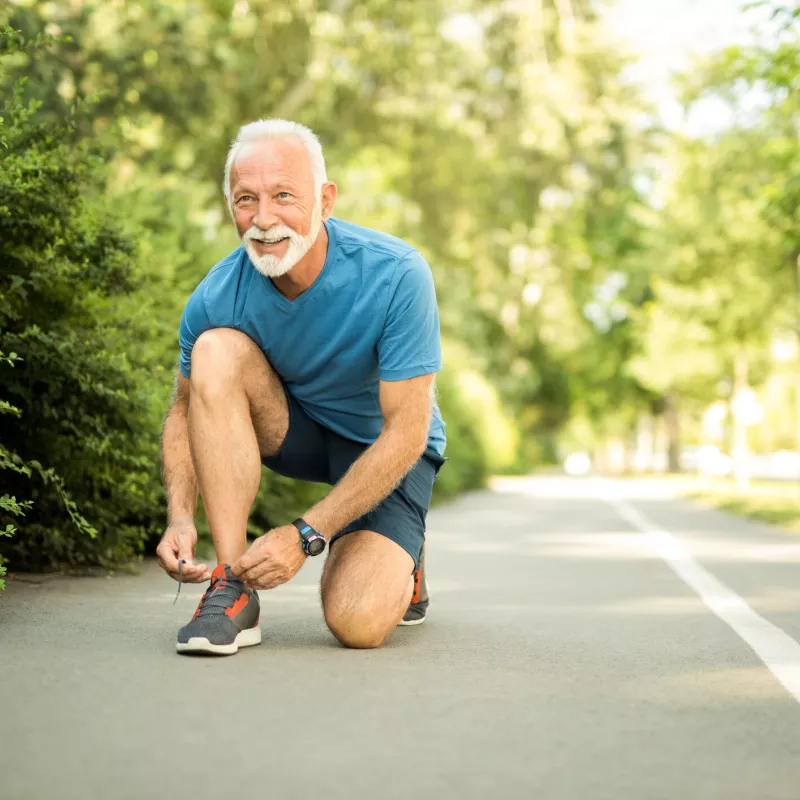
[399,546,428,626]
[176,563,261,655]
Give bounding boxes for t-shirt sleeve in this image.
[378,251,442,382]
[178,283,212,379]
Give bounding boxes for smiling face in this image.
[229,136,323,278]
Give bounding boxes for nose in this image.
[252,195,279,230]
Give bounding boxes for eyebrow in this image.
[232,180,299,198]
[271,180,299,193]
[232,184,257,199]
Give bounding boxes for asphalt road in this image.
[3,476,800,800]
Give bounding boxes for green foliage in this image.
[0,341,25,586]
[627,2,800,461]
[429,339,520,499]
[0,350,30,588]
[432,366,488,500]
[0,27,163,574]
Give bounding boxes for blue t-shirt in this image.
[178,217,446,455]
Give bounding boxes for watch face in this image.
[306,536,326,556]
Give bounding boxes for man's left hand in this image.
[231,524,306,590]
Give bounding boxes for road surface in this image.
[2,476,800,800]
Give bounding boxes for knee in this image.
[190,329,259,395]
[323,603,391,650]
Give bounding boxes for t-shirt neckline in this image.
[259,219,337,312]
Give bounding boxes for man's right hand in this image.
[156,519,211,583]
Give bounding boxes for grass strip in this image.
[684,481,800,533]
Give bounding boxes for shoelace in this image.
[172,561,245,611]
[194,574,246,617]
[173,559,185,606]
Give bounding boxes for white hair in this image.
[223,119,327,206]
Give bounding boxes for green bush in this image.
[0,350,32,589]
[432,365,488,500]
[432,340,519,502]
[0,28,163,574]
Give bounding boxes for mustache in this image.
[243,225,297,244]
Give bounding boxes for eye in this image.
[277,191,293,200]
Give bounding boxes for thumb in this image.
[230,553,249,576]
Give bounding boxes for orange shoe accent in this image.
[411,568,422,605]
[192,595,207,620]
[226,592,249,618]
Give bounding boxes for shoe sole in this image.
[176,625,262,655]
[397,615,426,627]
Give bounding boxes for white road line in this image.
[604,490,800,705]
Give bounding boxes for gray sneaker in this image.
[399,547,428,626]
[176,564,261,655]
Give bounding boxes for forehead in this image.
[231,137,314,188]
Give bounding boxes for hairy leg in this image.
[321,531,415,649]
[188,329,288,565]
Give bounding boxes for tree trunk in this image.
[731,353,751,492]
[633,412,654,472]
[663,392,680,473]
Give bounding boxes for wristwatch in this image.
[292,518,327,556]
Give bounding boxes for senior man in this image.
[156,119,445,654]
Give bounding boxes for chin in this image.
[250,255,295,278]
[244,243,297,278]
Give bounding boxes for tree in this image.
[627,2,799,479]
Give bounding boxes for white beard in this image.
[242,201,323,278]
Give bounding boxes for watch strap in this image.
[292,518,320,539]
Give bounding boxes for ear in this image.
[321,182,338,220]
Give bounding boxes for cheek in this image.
[233,208,251,237]
[289,207,313,234]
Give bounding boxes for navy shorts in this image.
[262,389,445,567]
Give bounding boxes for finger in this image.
[232,547,260,575]
[157,542,179,573]
[230,552,246,576]
[177,542,196,563]
[163,561,208,583]
[239,558,273,584]
[176,560,204,574]
[186,565,211,582]
[245,567,287,591]
[178,563,209,582]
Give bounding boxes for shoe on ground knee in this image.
[176,564,261,655]
[399,549,429,627]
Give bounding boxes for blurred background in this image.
[1,0,798,586]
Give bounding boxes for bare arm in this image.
[303,373,435,537]
[160,371,198,524]
[156,371,210,582]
